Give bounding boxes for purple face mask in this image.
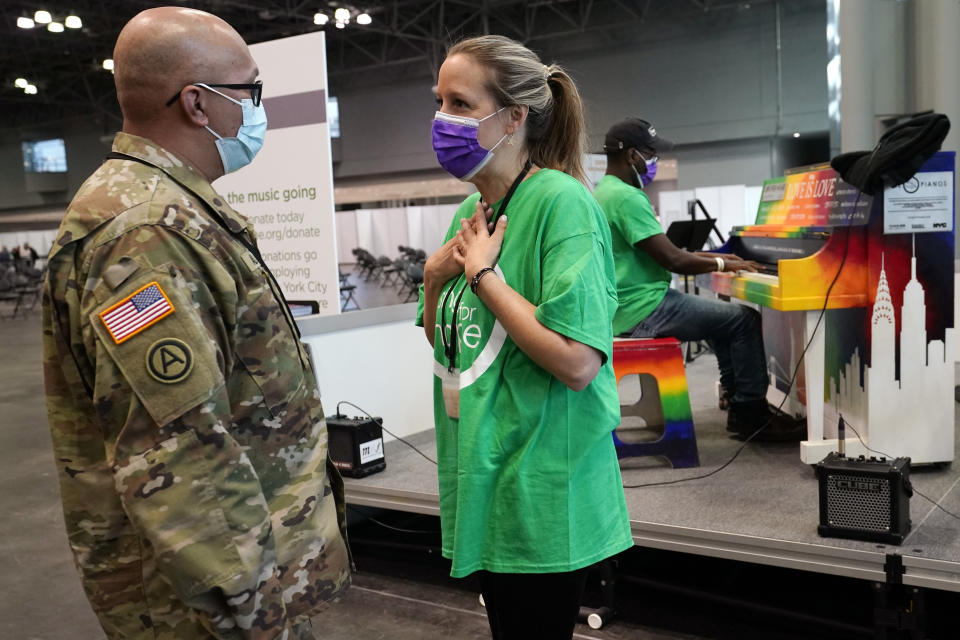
[631,157,658,188]
[432,108,507,181]
[639,159,658,186]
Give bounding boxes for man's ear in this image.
[178,86,209,128]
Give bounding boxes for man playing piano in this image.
[594,117,803,442]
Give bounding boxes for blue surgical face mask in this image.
[198,83,267,174]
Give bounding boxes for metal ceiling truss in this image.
[0,0,775,134]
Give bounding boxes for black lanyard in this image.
[439,159,533,372]
[104,151,303,340]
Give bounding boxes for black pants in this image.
[477,568,588,640]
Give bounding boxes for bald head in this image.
[114,7,254,124]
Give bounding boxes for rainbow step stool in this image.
[612,338,699,468]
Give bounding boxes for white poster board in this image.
[215,32,339,315]
[883,172,955,234]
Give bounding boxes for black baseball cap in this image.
[603,117,674,154]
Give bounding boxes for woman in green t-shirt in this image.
[418,35,633,639]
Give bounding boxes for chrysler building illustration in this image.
[827,241,954,461]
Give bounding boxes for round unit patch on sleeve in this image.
[146,338,194,384]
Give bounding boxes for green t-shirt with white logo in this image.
[417,169,633,578]
[593,174,672,335]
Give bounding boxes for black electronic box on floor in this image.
[326,414,386,478]
[814,452,912,545]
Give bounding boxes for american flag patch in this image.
[99,282,174,344]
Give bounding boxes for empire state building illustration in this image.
[827,241,955,463]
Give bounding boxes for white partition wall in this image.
[334,211,359,265]
[745,186,763,225]
[336,204,458,264]
[0,229,57,257]
[692,187,722,239]
[355,207,410,259]
[406,204,458,255]
[657,189,695,231]
[300,306,434,441]
[661,185,762,243]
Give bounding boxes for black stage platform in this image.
[342,357,960,595]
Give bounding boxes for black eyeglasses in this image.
[165,81,263,107]
[638,149,659,165]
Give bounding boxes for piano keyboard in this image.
[738,271,780,284]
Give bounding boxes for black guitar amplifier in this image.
[326,414,386,478]
[814,452,912,545]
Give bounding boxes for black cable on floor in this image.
[842,420,960,522]
[347,504,441,534]
[335,399,437,465]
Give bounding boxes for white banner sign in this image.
[215,31,339,314]
[883,171,954,234]
[583,153,607,191]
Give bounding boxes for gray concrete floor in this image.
[0,301,719,639]
[339,263,413,312]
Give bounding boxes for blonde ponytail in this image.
[447,36,587,183]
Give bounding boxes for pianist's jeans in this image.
[627,289,768,403]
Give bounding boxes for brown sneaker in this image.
[718,385,733,411]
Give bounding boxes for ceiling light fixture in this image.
[25,11,82,33]
[102,59,114,71]
[15,78,28,88]
[314,6,372,28]
[792,132,801,138]
[25,84,38,95]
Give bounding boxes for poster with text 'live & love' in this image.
[215,31,339,315]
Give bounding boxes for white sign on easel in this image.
[215,31,339,315]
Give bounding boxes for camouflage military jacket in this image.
[41,132,350,639]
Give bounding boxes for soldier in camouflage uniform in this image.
[41,7,350,638]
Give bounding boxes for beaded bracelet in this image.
[469,267,496,294]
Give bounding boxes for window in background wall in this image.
[328,96,340,138]
[22,138,67,173]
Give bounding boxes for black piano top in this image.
[720,226,832,270]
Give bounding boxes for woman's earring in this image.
[507,133,516,146]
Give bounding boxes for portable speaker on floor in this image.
[814,452,912,545]
[327,414,386,478]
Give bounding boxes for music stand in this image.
[665,219,717,252]
[673,200,726,363]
